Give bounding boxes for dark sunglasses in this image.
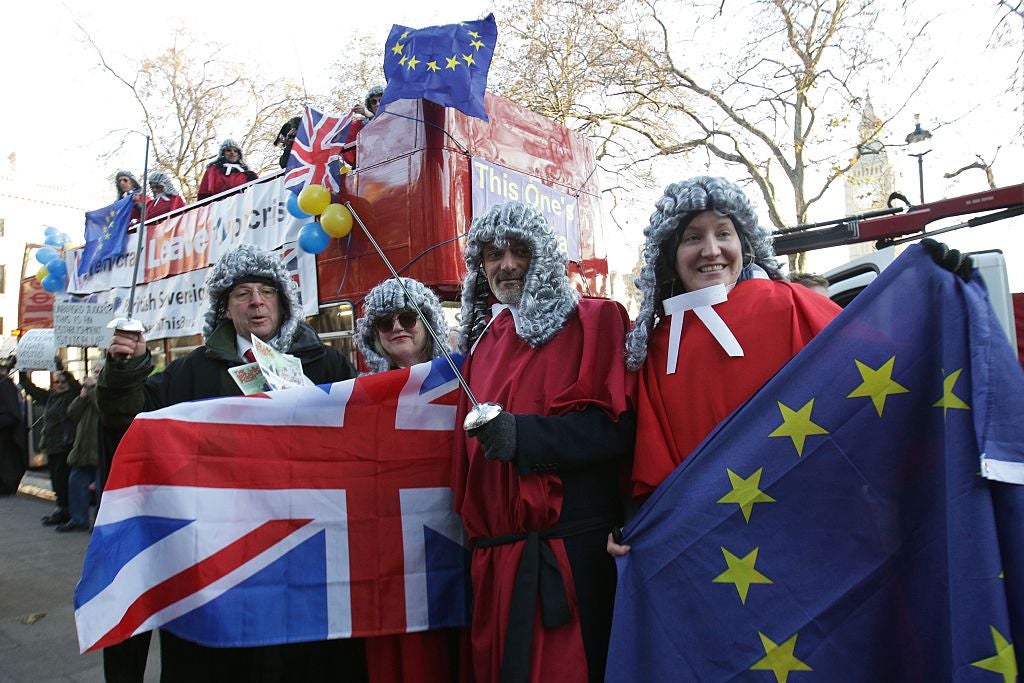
[374,311,418,333]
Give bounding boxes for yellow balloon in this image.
[36,265,49,282]
[297,185,331,216]
[320,204,353,238]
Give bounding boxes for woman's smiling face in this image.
[674,211,743,292]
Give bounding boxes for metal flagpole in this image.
[344,201,502,431]
[107,135,151,335]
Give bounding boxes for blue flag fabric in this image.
[379,14,497,121]
[78,196,134,276]
[608,245,1024,681]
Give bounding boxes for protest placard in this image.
[53,301,116,348]
[15,329,58,371]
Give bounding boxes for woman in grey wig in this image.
[355,277,450,373]
[623,176,841,504]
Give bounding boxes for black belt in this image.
[473,517,612,683]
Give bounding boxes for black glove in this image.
[468,411,517,462]
[920,238,972,282]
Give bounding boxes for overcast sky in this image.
[2,0,1021,287]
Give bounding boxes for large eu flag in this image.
[379,14,497,121]
[78,196,134,276]
[608,245,1024,681]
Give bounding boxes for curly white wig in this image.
[457,201,578,352]
[624,176,780,371]
[147,171,181,197]
[355,277,450,374]
[202,244,301,352]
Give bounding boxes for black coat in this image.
[0,376,27,494]
[98,321,355,436]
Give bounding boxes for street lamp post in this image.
[905,114,933,203]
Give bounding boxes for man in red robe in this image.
[453,201,637,683]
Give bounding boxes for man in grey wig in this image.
[452,201,636,683]
[96,243,362,681]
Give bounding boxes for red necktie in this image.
[243,349,256,363]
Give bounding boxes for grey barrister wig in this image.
[113,170,141,198]
[457,201,579,352]
[355,277,450,374]
[147,171,181,197]
[624,176,781,371]
[202,244,301,352]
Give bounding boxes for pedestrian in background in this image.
[20,366,81,525]
[62,365,103,532]
[0,356,27,495]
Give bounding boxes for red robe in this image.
[633,279,840,496]
[453,298,636,682]
[197,162,257,200]
[343,117,368,167]
[145,194,185,220]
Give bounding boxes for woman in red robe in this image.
[142,171,185,220]
[621,176,841,503]
[197,139,258,200]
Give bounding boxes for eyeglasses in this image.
[374,311,418,333]
[230,285,278,303]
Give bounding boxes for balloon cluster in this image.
[287,185,353,255]
[35,226,73,293]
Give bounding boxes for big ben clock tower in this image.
[845,97,897,259]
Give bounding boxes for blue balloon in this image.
[35,247,58,265]
[41,274,66,293]
[287,192,310,219]
[298,222,330,254]
[44,234,65,247]
[46,258,68,278]
[44,226,61,237]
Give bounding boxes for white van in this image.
[823,247,1018,351]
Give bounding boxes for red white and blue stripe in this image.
[75,357,469,652]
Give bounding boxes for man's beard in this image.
[493,272,525,305]
[494,282,524,305]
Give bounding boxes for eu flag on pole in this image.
[608,245,1024,681]
[379,14,497,121]
[78,196,133,276]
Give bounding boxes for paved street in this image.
[0,480,158,682]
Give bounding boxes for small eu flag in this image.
[379,14,497,121]
[78,196,133,277]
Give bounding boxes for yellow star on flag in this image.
[406,55,420,70]
[391,42,404,55]
[933,368,970,417]
[470,39,485,50]
[399,55,408,66]
[769,399,829,457]
[445,56,460,70]
[717,467,776,523]
[847,356,910,416]
[426,60,440,72]
[467,30,481,38]
[970,626,1017,683]
[713,547,772,604]
[400,31,410,39]
[462,53,476,67]
[750,632,813,683]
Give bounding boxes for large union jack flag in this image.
[283,105,353,195]
[74,357,470,652]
